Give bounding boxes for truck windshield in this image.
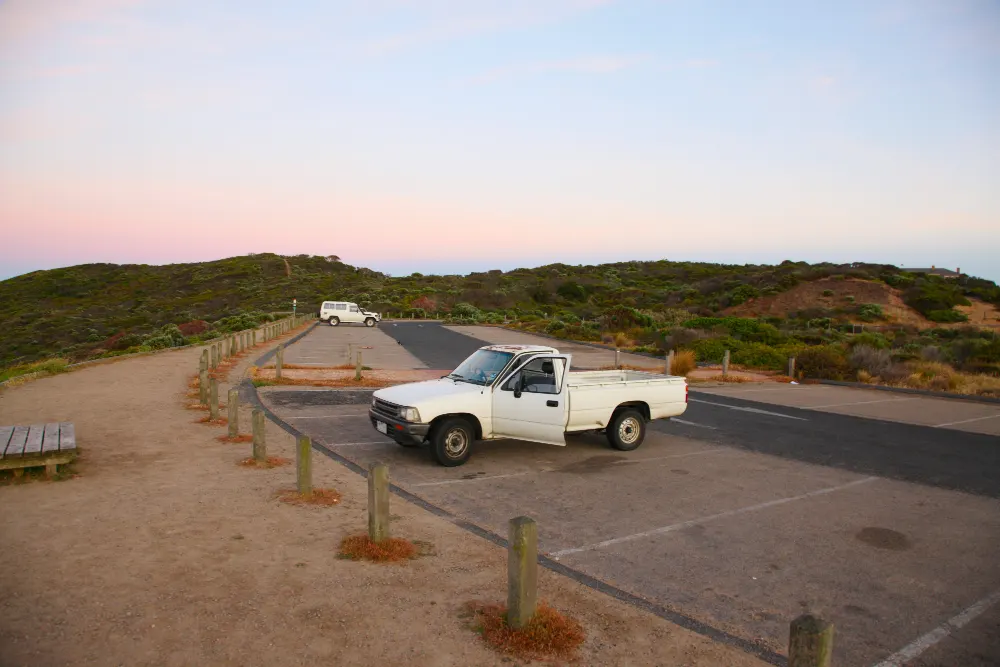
[448,350,514,386]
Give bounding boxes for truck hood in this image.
[374,378,483,410]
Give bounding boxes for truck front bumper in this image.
[369,409,431,446]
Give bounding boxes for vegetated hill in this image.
[1,254,998,366]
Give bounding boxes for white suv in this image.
[319,301,381,327]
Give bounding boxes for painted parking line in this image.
[612,448,729,465]
[549,476,878,558]
[933,414,1000,428]
[871,587,1000,667]
[669,418,718,430]
[807,397,918,409]
[689,398,808,421]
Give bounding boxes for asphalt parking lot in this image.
[258,323,1000,667]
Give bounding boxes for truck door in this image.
[492,355,569,446]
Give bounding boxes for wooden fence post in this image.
[615,348,621,369]
[666,349,675,376]
[199,369,209,404]
[227,389,239,438]
[276,345,284,380]
[788,614,833,667]
[723,349,730,377]
[507,516,538,629]
[367,462,390,542]
[252,409,266,461]
[296,435,312,495]
[355,349,363,381]
[209,379,219,420]
[788,356,796,378]
[252,330,257,347]
[200,349,208,372]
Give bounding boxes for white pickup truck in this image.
[368,344,688,466]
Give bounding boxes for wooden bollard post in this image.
[296,435,312,495]
[615,348,621,369]
[355,349,363,381]
[368,462,390,542]
[788,614,833,667]
[200,349,208,372]
[227,389,239,438]
[666,349,675,375]
[788,356,796,378]
[209,379,219,420]
[507,516,538,629]
[252,409,266,461]
[276,344,284,380]
[199,369,208,404]
[210,345,217,369]
[252,330,257,347]
[723,349,730,377]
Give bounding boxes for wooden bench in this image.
[0,423,77,478]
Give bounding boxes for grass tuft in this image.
[670,349,697,376]
[277,487,342,505]
[704,374,751,383]
[337,534,420,562]
[463,601,585,661]
[238,456,290,469]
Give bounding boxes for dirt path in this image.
[0,337,769,666]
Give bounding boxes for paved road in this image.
[259,324,1000,666]
[378,322,484,369]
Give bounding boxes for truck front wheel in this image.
[430,417,473,466]
[607,409,646,451]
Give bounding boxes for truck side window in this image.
[503,358,559,394]
[350,305,359,312]
[335,303,347,310]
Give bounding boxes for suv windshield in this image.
[448,350,513,386]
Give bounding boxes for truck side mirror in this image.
[513,374,525,398]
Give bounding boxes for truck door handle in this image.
[546,400,558,407]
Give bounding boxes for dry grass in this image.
[770,375,794,383]
[276,488,342,506]
[337,534,422,562]
[196,416,228,426]
[612,332,632,348]
[238,456,290,469]
[187,376,200,389]
[186,403,210,411]
[255,376,396,389]
[704,374,751,383]
[217,434,254,443]
[670,349,697,376]
[463,601,585,662]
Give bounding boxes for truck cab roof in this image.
[481,344,558,355]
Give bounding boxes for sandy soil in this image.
[0,334,769,666]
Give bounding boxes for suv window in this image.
[502,358,559,394]
[322,302,334,309]
[335,303,347,310]
[349,305,359,312]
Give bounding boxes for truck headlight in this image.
[398,406,421,422]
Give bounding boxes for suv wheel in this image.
[328,317,340,327]
[365,317,375,327]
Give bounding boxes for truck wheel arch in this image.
[429,413,482,441]
[610,401,650,423]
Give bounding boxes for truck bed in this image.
[564,370,687,432]
[566,369,683,386]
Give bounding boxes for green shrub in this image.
[857,304,883,321]
[822,289,834,297]
[686,337,738,363]
[452,302,482,320]
[143,335,174,350]
[848,332,889,350]
[797,346,850,380]
[731,343,787,370]
[0,358,69,383]
[926,309,968,323]
[728,285,759,306]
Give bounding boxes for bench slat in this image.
[0,427,13,458]
[24,425,46,455]
[59,423,76,452]
[5,427,29,458]
[40,423,60,455]
[42,423,63,453]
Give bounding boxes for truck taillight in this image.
[685,384,688,403]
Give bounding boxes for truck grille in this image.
[372,398,399,420]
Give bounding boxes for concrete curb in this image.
[817,379,1000,405]
[242,345,786,666]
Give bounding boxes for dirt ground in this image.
[0,335,768,666]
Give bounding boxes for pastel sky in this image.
[1,0,998,280]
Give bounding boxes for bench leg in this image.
[45,462,58,478]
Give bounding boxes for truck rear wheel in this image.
[430,417,473,467]
[607,408,646,451]
[328,317,340,327]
